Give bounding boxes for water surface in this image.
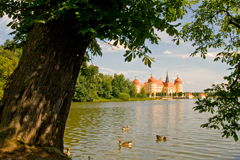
[64,99,240,160]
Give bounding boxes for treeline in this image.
[72,62,143,102]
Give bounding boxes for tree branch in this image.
[229,60,240,93]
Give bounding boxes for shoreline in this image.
[73,96,199,103]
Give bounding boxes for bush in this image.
[119,93,130,101]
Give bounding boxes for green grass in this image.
[92,97,162,102]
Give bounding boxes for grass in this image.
[92,97,163,102]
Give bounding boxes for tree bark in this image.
[0,19,92,151]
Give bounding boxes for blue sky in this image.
[0,12,231,92]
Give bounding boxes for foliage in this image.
[97,73,113,99]
[119,93,130,101]
[177,92,182,96]
[1,39,22,58]
[72,62,100,102]
[138,87,146,98]
[72,75,99,102]
[128,81,137,98]
[72,63,137,102]
[0,0,198,67]
[111,74,129,97]
[178,0,240,141]
[0,41,20,99]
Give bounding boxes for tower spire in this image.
[165,72,169,83]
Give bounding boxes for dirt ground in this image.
[0,142,71,160]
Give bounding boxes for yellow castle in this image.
[133,73,182,97]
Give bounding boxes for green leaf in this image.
[37,20,46,24]
[176,39,180,45]
[124,50,130,57]
[0,11,3,18]
[113,40,118,46]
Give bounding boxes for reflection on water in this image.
[64,100,240,160]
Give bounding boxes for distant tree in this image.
[138,87,146,98]
[112,86,121,98]
[98,74,113,99]
[73,63,100,102]
[72,75,98,102]
[111,74,130,98]
[128,82,137,98]
[1,39,22,58]
[178,92,182,96]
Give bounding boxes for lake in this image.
[64,99,240,160]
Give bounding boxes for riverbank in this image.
[92,97,162,102]
[90,96,198,102]
[0,141,71,160]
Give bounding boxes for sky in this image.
[0,11,231,93]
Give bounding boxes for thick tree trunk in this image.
[0,19,92,151]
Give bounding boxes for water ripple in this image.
[64,100,240,160]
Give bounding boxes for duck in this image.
[156,135,167,140]
[122,125,130,131]
[64,147,70,157]
[117,139,133,146]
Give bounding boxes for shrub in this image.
[119,93,130,101]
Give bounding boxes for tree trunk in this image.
[0,19,92,151]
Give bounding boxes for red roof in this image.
[133,79,140,85]
[164,82,175,87]
[156,80,164,85]
[139,83,145,87]
[148,75,156,83]
[174,75,182,84]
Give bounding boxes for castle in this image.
[133,73,182,97]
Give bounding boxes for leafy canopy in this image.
[177,0,240,141]
[0,0,196,67]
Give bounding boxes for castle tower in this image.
[148,74,156,97]
[133,76,141,93]
[174,75,182,93]
[165,72,169,83]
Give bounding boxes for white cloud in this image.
[117,70,146,76]
[205,52,218,58]
[180,54,190,59]
[153,51,219,60]
[153,53,190,59]
[97,65,147,79]
[98,66,116,75]
[163,50,172,54]
[169,67,229,92]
